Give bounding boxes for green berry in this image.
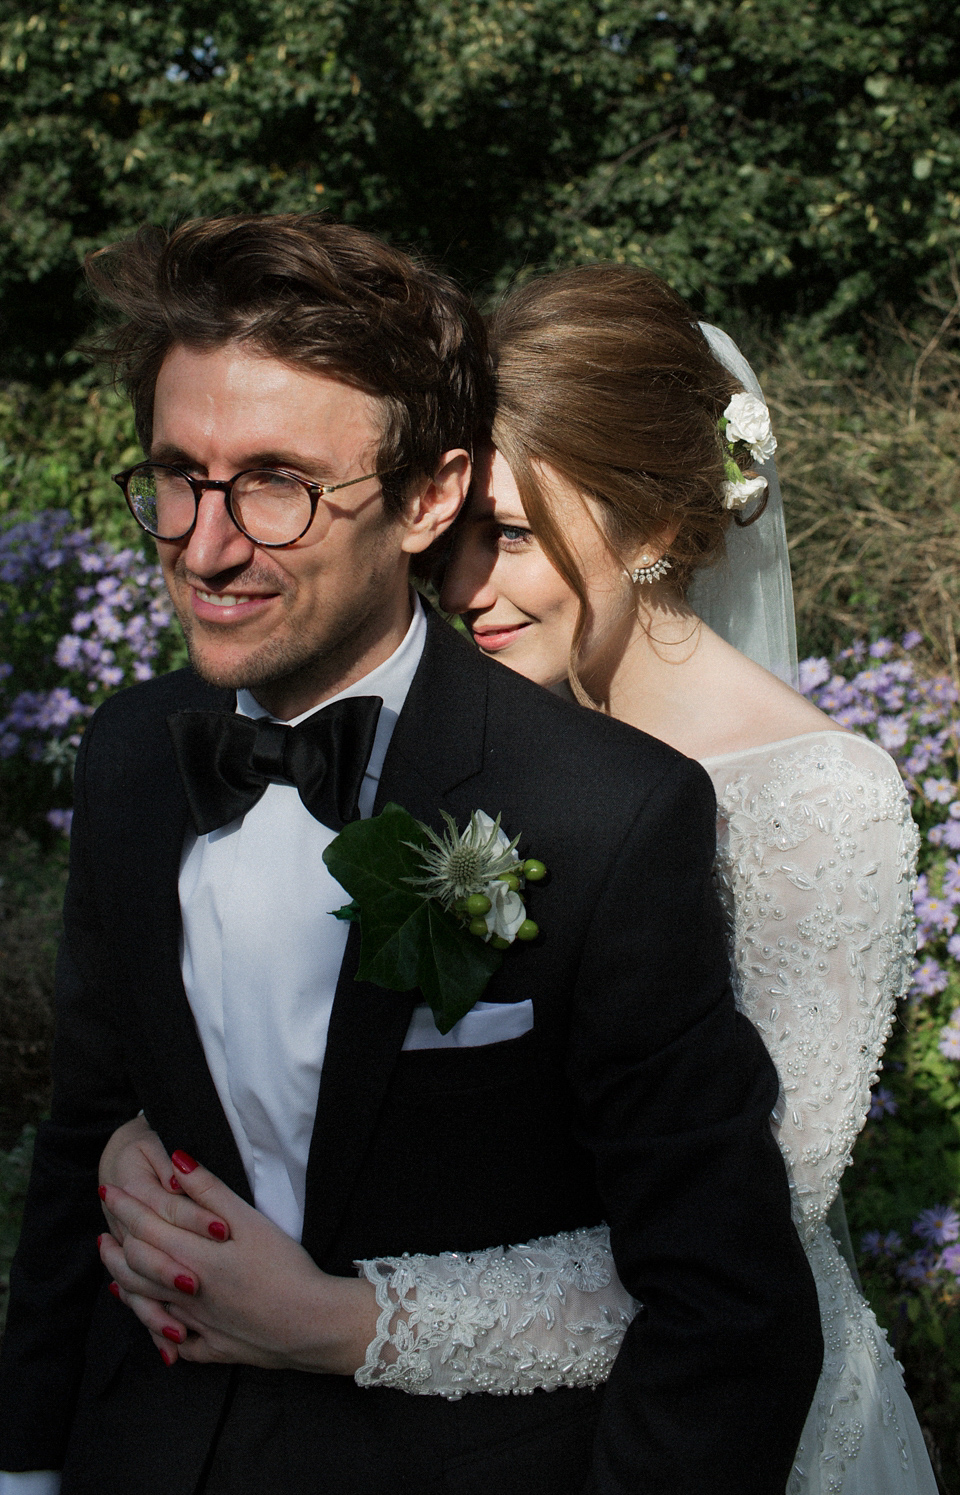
[469,917,490,938]
[522,859,547,881]
[515,919,539,941]
[501,873,520,892]
[490,934,510,950]
[465,893,492,916]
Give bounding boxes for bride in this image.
[99,265,935,1494]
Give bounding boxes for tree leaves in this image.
[2,0,960,375]
[323,801,502,1034]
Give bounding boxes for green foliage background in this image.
[1,0,959,377]
[3,0,960,1479]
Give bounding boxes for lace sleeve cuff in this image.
[354,1224,638,1400]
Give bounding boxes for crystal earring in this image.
[627,554,672,585]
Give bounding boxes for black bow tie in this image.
[167,696,383,836]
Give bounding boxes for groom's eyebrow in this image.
[148,442,341,480]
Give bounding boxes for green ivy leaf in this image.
[323,802,503,1034]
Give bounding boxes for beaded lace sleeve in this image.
[707,731,919,1244]
[354,1226,639,1398]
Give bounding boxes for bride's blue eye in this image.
[497,525,532,548]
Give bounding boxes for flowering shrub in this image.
[0,510,186,832]
[801,635,960,1473]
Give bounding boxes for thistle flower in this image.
[407,809,520,909]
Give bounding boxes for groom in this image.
[0,214,822,1494]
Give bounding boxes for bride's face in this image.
[440,448,634,689]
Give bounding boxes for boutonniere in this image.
[322,804,546,1035]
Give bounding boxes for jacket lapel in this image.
[300,612,489,1260]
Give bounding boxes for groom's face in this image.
[150,342,448,719]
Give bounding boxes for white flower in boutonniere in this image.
[411,809,543,947]
[722,392,777,464]
[323,804,547,1034]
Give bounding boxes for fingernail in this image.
[159,1346,174,1366]
[97,1233,104,1248]
[98,1185,107,1201]
[162,1325,183,1344]
[169,1175,182,1192]
[171,1150,198,1175]
[173,1274,196,1296]
[108,1281,121,1299]
[208,1221,227,1241]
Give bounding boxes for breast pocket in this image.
[401,998,534,1051]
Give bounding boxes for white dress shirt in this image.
[0,601,426,1495]
[178,599,426,1239]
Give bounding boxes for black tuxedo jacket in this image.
[0,609,822,1494]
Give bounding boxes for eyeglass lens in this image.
[125,465,315,546]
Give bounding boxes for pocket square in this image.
[401,999,534,1051]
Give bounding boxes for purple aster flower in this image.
[912,958,949,997]
[939,1245,960,1276]
[914,880,958,944]
[914,1206,960,1246]
[924,778,956,805]
[929,822,960,851]
[938,1025,960,1059]
[868,1085,898,1119]
[861,1230,883,1256]
[45,808,73,837]
[948,935,960,960]
[798,657,832,695]
[54,635,84,669]
[944,860,960,901]
[903,630,923,650]
[869,639,894,659]
[877,715,909,752]
[898,1249,938,1283]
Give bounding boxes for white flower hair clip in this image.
[719,392,777,521]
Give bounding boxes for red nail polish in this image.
[97,1233,104,1248]
[108,1281,121,1299]
[171,1150,198,1175]
[159,1346,174,1366]
[173,1274,196,1296]
[162,1325,183,1344]
[208,1221,227,1241]
[169,1175,182,1192]
[98,1185,107,1201]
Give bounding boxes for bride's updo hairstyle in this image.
[488,264,744,671]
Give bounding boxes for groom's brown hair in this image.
[84,213,492,514]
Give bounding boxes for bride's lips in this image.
[471,622,532,652]
[190,587,279,623]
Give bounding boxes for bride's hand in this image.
[98,1117,232,1365]
[98,1154,377,1375]
[98,1114,231,1246]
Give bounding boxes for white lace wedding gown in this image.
[355,729,939,1495]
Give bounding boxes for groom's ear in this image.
[400,450,472,555]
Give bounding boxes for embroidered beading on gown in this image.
[356,730,938,1495]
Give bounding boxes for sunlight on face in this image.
[440,449,633,690]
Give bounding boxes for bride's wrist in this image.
[292,1273,381,1376]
